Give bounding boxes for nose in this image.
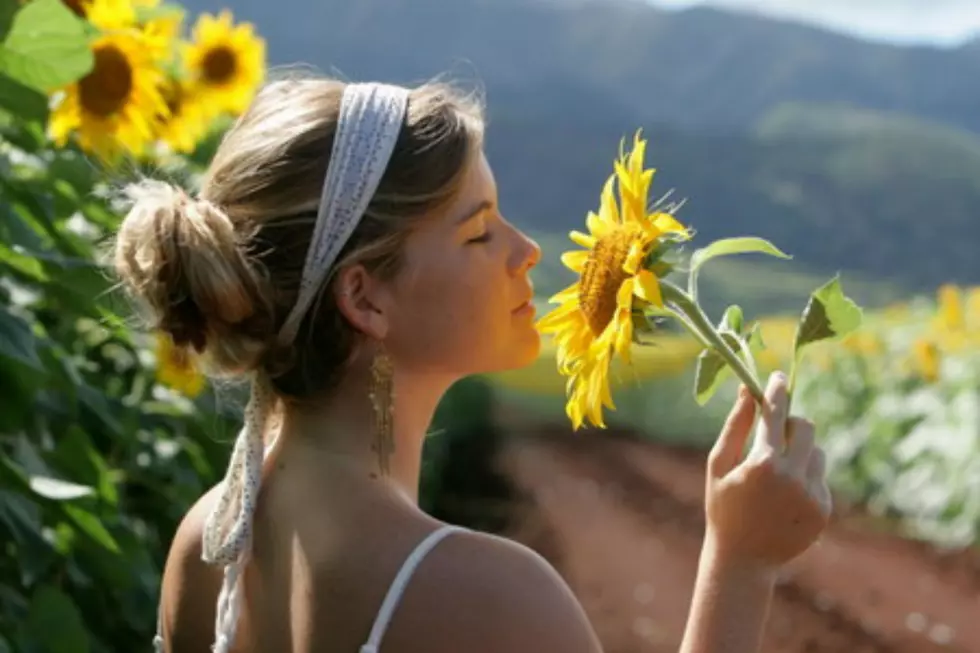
[511,227,541,274]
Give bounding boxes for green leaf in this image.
[0,307,44,371]
[0,2,17,42]
[719,304,744,334]
[0,71,48,121]
[63,504,120,554]
[789,275,862,392]
[746,322,766,352]
[688,237,792,297]
[26,585,91,653]
[28,475,95,501]
[693,331,742,405]
[0,489,42,544]
[0,241,48,280]
[792,275,863,355]
[0,0,93,92]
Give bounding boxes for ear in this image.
[333,264,391,340]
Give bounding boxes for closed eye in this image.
[467,231,493,244]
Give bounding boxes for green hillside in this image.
[488,105,980,291]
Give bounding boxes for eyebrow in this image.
[456,200,493,225]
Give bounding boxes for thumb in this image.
[707,385,757,478]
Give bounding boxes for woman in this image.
[115,77,831,653]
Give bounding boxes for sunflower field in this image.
[496,283,980,547]
[793,284,980,548]
[0,0,269,650]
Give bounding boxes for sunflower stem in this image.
[660,281,766,402]
[657,308,714,350]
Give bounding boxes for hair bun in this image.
[114,180,274,374]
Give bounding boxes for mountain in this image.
[176,0,980,292]
[179,0,980,134]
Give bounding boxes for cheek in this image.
[389,259,508,370]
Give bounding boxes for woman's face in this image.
[381,150,542,378]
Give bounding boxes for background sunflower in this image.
[153,76,219,154]
[184,10,265,115]
[49,29,169,162]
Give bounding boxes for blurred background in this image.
[1,0,979,651]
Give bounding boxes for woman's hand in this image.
[703,371,832,572]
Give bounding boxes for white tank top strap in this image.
[359,524,466,653]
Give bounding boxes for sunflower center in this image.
[579,227,638,336]
[202,47,237,85]
[62,0,87,17]
[79,45,134,118]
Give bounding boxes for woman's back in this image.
[158,464,603,653]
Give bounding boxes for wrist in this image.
[701,529,780,588]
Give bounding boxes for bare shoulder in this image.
[157,485,224,653]
[399,527,603,653]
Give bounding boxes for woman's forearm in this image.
[679,534,777,653]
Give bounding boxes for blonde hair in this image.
[114,76,484,398]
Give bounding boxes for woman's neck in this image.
[272,367,455,504]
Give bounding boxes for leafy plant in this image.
[0,1,263,649]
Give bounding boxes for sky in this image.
[647,0,980,46]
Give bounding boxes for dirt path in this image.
[496,429,980,653]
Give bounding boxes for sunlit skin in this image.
[274,148,543,498]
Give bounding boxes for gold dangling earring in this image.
[368,346,396,476]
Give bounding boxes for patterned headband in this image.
[197,82,411,653]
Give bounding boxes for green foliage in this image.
[0,14,237,651]
[687,236,791,301]
[0,0,93,95]
[789,276,863,393]
[693,305,765,406]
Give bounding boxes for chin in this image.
[501,328,543,371]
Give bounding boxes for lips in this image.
[513,282,535,314]
[512,297,536,316]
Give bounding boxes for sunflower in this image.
[49,29,169,161]
[911,338,940,383]
[142,7,185,62]
[61,0,137,29]
[154,333,206,398]
[536,132,690,429]
[936,284,964,332]
[183,11,265,115]
[153,76,218,154]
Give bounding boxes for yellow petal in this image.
[536,306,578,332]
[585,211,609,237]
[561,250,589,273]
[569,230,596,249]
[613,311,633,364]
[629,131,646,176]
[617,278,635,310]
[652,212,687,235]
[567,396,584,431]
[599,175,620,225]
[548,283,580,304]
[633,270,663,307]
[623,241,646,275]
[639,169,654,204]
